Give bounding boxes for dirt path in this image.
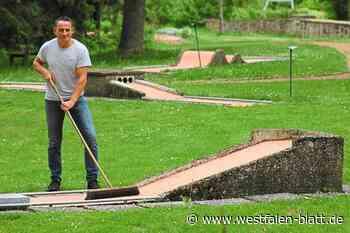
[178,72,350,84]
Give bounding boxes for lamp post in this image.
[288,46,297,97]
[192,23,202,68]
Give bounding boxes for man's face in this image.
[54,20,73,44]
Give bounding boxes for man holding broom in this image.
[33,16,99,191]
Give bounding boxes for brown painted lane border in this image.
[16,189,160,207]
[0,193,160,209]
[28,194,159,207]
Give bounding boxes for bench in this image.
[263,0,294,10]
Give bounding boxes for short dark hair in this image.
[54,16,74,28]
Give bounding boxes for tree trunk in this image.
[93,1,101,31]
[118,0,145,58]
[333,0,349,20]
[219,0,224,33]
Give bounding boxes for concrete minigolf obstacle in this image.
[86,70,146,99]
[137,49,242,73]
[0,194,30,210]
[85,69,264,107]
[137,128,344,201]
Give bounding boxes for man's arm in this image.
[60,67,88,112]
[32,57,54,82]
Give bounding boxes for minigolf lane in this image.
[28,139,291,205]
[0,83,45,92]
[129,81,257,107]
[138,139,292,196]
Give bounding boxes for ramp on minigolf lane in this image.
[137,128,343,200]
[136,50,231,73]
[0,129,344,209]
[134,50,287,73]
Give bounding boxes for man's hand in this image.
[61,99,76,112]
[61,66,88,112]
[33,57,56,83]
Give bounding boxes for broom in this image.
[48,78,139,200]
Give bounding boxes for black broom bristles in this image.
[85,186,140,200]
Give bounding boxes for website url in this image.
[186,213,344,225]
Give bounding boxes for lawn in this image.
[1,78,349,192]
[0,30,350,232]
[0,196,349,233]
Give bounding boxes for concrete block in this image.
[0,194,30,210]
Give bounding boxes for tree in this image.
[0,0,95,50]
[0,0,34,49]
[333,0,348,20]
[39,0,94,33]
[118,0,145,58]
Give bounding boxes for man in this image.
[33,16,99,191]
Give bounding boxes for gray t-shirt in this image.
[37,38,92,101]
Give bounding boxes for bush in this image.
[145,0,338,25]
[180,27,192,38]
[156,27,192,38]
[297,0,335,18]
[229,7,291,21]
[146,0,218,27]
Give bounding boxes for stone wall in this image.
[207,18,350,37]
[162,129,344,201]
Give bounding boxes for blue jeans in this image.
[45,96,98,183]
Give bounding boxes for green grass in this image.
[1,30,350,232]
[0,78,350,191]
[0,196,349,232]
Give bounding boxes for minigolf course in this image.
[84,69,270,107]
[0,128,344,210]
[132,50,287,73]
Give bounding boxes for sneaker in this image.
[87,180,100,189]
[47,180,60,192]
